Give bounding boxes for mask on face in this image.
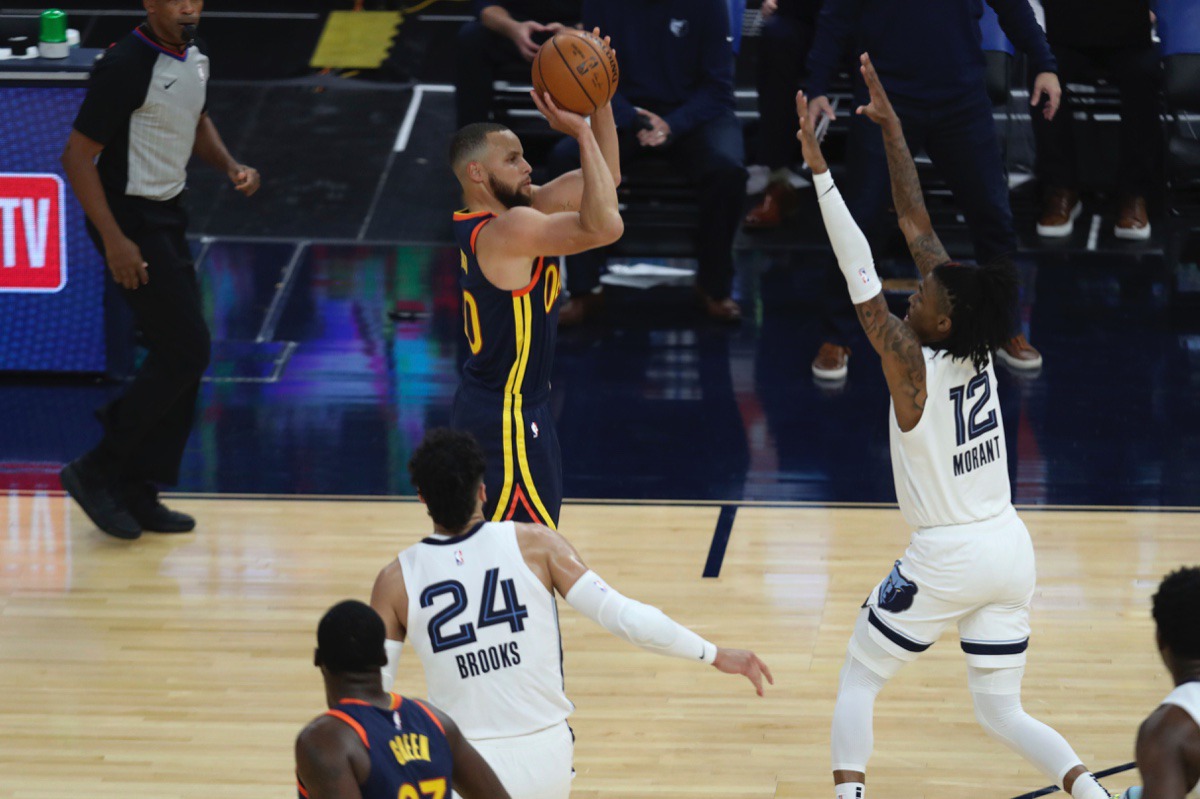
[181,23,197,44]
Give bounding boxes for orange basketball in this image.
[531,30,619,116]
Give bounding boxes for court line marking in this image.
[1008,761,1136,799]
[256,242,308,343]
[199,341,297,385]
[702,505,738,578]
[394,83,454,153]
[20,492,1200,514]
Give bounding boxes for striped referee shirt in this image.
[73,25,209,202]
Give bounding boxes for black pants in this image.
[546,112,747,300]
[755,13,815,170]
[1032,44,1163,197]
[822,89,1017,345]
[84,196,209,487]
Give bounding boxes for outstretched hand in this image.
[531,90,589,138]
[713,648,774,697]
[854,52,898,128]
[795,91,828,174]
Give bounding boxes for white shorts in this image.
[461,721,575,799]
[855,506,1035,669]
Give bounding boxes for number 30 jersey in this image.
[889,350,1012,529]
[398,521,573,740]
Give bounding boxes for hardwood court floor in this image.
[1,495,1193,799]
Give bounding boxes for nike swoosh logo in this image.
[164,78,177,90]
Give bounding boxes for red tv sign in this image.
[0,173,68,293]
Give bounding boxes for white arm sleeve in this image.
[565,570,718,664]
[813,170,882,305]
[381,639,403,693]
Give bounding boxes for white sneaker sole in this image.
[995,346,1043,371]
[1114,222,1151,241]
[1036,200,1083,238]
[812,361,849,381]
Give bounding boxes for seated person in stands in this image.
[744,0,822,229]
[1033,0,1162,241]
[455,0,582,127]
[545,0,747,324]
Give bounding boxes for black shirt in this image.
[73,25,209,201]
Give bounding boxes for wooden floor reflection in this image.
[2,493,1192,799]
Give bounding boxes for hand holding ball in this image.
[531,29,619,116]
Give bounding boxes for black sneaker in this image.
[124,483,195,534]
[60,460,142,540]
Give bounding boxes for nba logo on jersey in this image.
[531,422,540,439]
[857,267,870,284]
[392,710,402,730]
[454,550,465,566]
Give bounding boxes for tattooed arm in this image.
[796,86,929,430]
[855,54,950,279]
[855,294,928,430]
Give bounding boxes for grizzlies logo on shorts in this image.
[878,560,918,613]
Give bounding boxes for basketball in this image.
[531,30,619,116]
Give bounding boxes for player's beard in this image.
[489,174,532,209]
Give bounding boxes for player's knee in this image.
[971,689,1023,741]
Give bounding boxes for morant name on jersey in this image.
[952,433,1002,477]
[890,349,1012,529]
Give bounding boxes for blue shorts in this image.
[451,384,562,529]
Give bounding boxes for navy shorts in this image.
[451,384,562,529]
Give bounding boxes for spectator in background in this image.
[547,0,747,324]
[455,0,581,127]
[804,0,1061,380]
[744,0,822,229]
[1033,0,1161,241]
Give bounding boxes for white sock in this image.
[835,782,865,799]
[1069,772,1109,799]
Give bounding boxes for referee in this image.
[59,0,259,540]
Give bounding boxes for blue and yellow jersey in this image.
[452,210,562,404]
[297,694,454,799]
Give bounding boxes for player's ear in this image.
[417,491,427,507]
[313,648,321,668]
[936,313,952,336]
[477,481,487,505]
[467,161,485,184]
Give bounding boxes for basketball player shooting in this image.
[447,29,623,530]
[797,53,1113,799]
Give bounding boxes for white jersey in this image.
[398,521,573,740]
[1162,681,1200,795]
[889,350,1012,529]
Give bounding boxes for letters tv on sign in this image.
[0,86,107,372]
[0,173,68,293]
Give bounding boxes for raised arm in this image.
[796,87,928,430]
[855,54,948,279]
[532,31,621,213]
[477,92,622,278]
[514,523,773,695]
